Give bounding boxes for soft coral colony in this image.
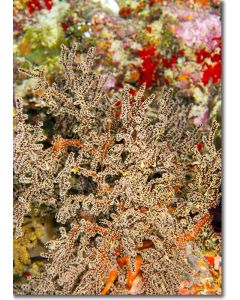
[13,0,222,141]
[13,44,221,295]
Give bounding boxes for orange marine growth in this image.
[117,255,130,268]
[53,138,84,151]
[117,255,143,290]
[100,269,118,295]
[82,224,109,236]
[126,255,143,290]
[188,213,211,241]
[69,224,80,239]
[178,213,211,249]
[100,255,143,295]
[52,137,96,156]
[136,239,154,251]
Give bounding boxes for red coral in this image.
[197,38,221,86]
[149,0,164,6]
[27,0,53,14]
[44,0,53,10]
[137,46,156,59]
[162,56,177,68]
[136,46,159,88]
[115,82,124,89]
[129,88,137,96]
[161,50,184,68]
[61,22,69,32]
[119,7,132,18]
[146,26,152,33]
[196,49,211,64]
[205,255,215,267]
[27,0,42,13]
[177,50,185,57]
[197,143,204,151]
[211,53,221,63]
[202,61,221,85]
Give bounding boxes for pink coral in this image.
[163,5,221,50]
[173,14,221,50]
[103,75,116,91]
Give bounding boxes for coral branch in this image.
[100,269,118,295]
[178,213,211,249]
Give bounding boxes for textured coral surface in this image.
[13,0,222,295]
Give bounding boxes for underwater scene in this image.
[13,0,222,295]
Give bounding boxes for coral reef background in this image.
[13,0,222,295]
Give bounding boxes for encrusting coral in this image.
[13,43,221,295]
